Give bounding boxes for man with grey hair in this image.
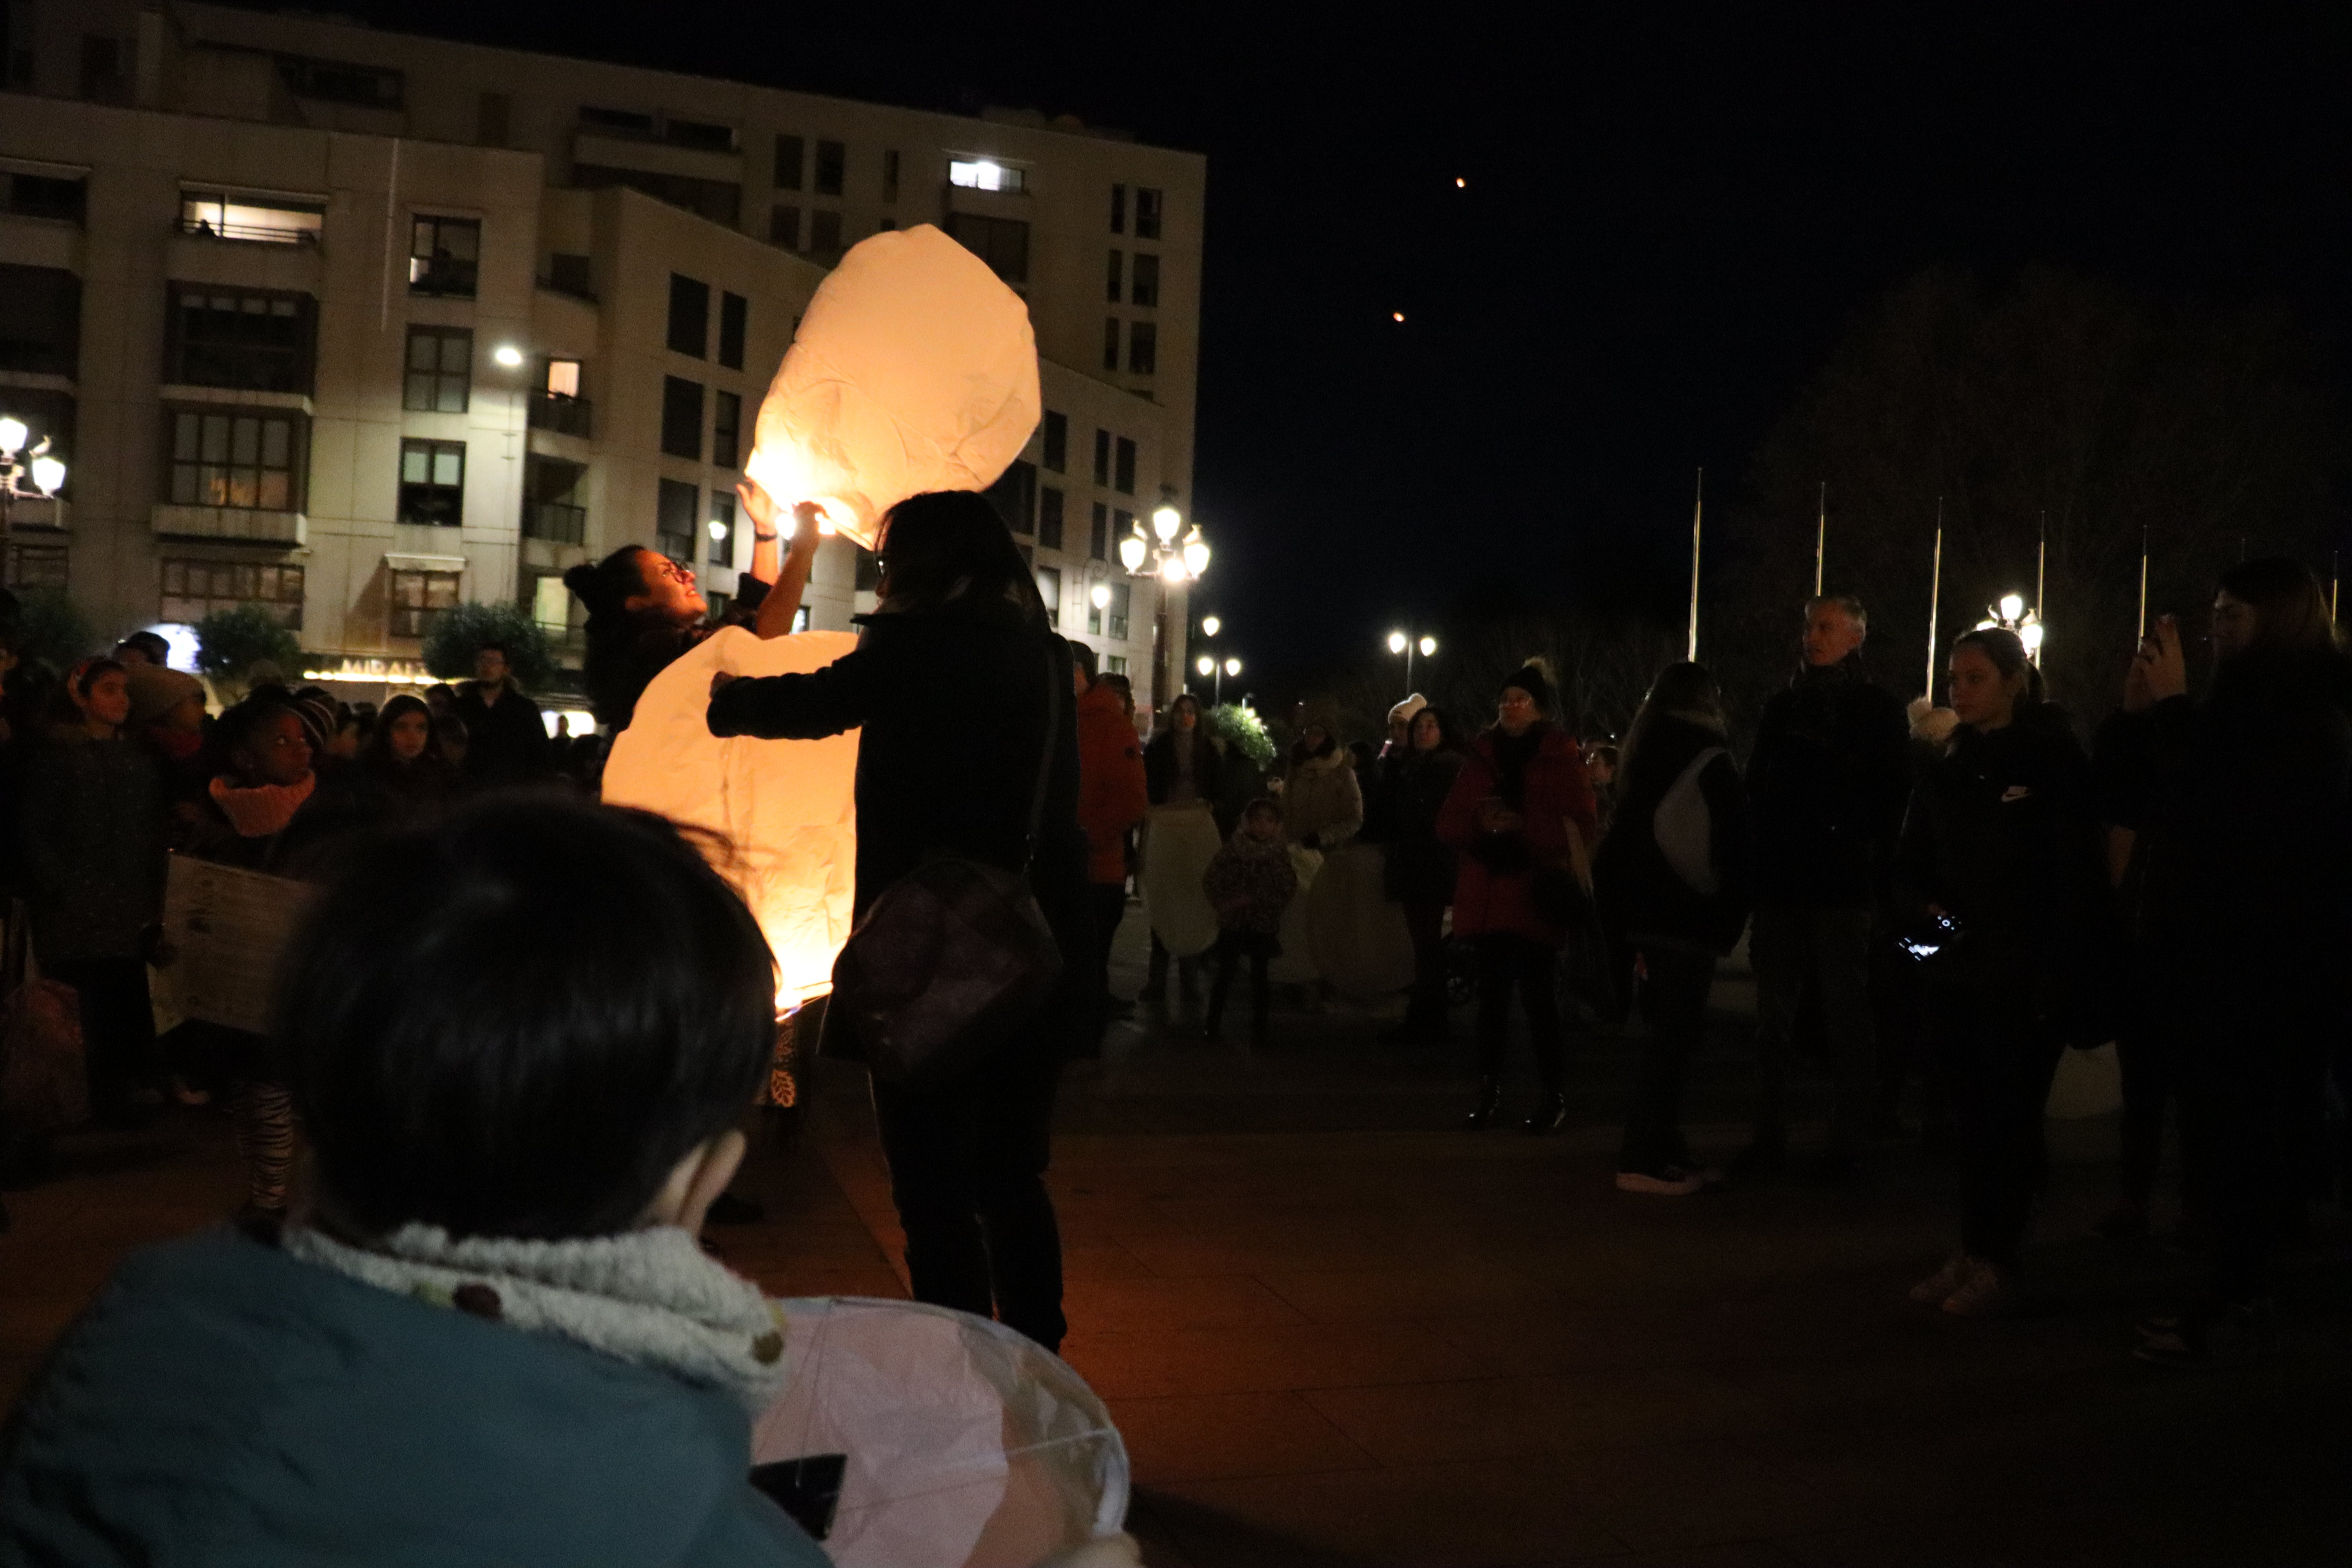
[1739,593,1911,1181]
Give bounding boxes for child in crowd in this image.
[1200,799,1298,1045]
[0,798,830,1566]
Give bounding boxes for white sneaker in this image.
[1940,1258,2011,1317]
[1615,1165,1708,1196]
[1909,1252,1973,1304]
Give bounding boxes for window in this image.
[1093,428,1111,486]
[162,559,306,630]
[545,359,582,398]
[1136,187,1163,240]
[949,159,1025,194]
[167,409,304,511]
[1038,486,1064,550]
[1106,654,1127,676]
[794,604,813,632]
[389,568,461,638]
[2,172,85,223]
[165,286,313,393]
[667,274,709,358]
[1131,252,1160,308]
[1042,412,1067,473]
[810,209,842,254]
[402,327,472,413]
[5,544,69,591]
[770,204,801,249]
[580,105,655,134]
[276,53,403,107]
[1107,250,1123,303]
[0,265,81,377]
[1089,501,1108,561]
[719,292,748,370]
[180,190,323,245]
[1113,507,1135,549]
[713,390,742,468]
[985,459,1036,535]
[1035,565,1062,630]
[1109,183,1126,234]
[667,118,735,152]
[80,36,129,103]
[815,140,845,196]
[708,491,736,566]
[773,134,804,190]
[656,479,698,561]
[1114,438,1137,495]
[409,215,480,298]
[1129,321,1157,376]
[1102,318,1120,372]
[478,91,510,147]
[882,149,900,203]
[523,455,586,541]
[573,164,740,225]
[661,377,704,460]
[545,252,593,299]
[943,212,1028,285]
[398,440,466,526]
[1106,582,1131,641]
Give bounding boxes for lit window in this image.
[389,568,461,638]
[545,359,582,398]
[168,410,303,511]
[1035,564,1062,629]
[397,439,466,526]
[949,159,1027,194]
[179,191,322,245]
[409,214,480,298]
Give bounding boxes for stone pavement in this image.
[4,908,2349,1566]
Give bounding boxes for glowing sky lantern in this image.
[744,223,1041,548]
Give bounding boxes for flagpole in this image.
[1814,481,1826,597]
[2036,511,2046,614]
[2137,528,2149,639]
[1686,468,1703,662]
[1924,498,1943,701]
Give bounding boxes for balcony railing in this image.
[526,391,593,439]
[524,500,587,544]
[176,215,320,247]
[408,256,478,299]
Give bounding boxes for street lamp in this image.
[1121,502,1211,587]
[1201,614,1221,639]
[1198,650,1239,704]
[1976,593,2045,665]
[0,416,69,546]
[1387,627,1437,689]
[492,343,525,369]
[1091,582,1112,610]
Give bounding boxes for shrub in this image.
[1206,702,1276,769]
[194,605,302,696]
[9,586,98,672]
[423,602,555,690]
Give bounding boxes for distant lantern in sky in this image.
[1391,311,1405,323]
[1455,177,1466,188]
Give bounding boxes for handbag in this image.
[828,650,1066,1093]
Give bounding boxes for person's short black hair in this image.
[475,639,511,660]
[1068,639,1099,682]
[115,630,171,664]
[277,797,776,1240]
[1243,797,1282,822]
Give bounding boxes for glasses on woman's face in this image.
[652,556,697,590]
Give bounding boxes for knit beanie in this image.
[289,695,337,756]
[126,664,205,729]
[1387,692,1428,729]
[1500,659,1554,715]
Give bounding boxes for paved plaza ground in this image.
[4,908,2348,1565]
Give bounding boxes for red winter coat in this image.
[1076,680,1148,884]
[1437,724,1598,946]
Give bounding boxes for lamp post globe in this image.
[1201,614,1220,638]
[1387,630,1408,655]
[0,416,25,455]
[1417,634,1437,657]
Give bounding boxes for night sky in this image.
[300,2,2351,675]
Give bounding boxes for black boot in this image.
[1463,1076,1504,1131]
[1521,1090,1567,1136]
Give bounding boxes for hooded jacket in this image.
[1201,827,1299,936]
[1281,740,1363,848]
[1745,653,1911,907]
[1594,710,1753,954]
[1437,723,1598,945]
[1076,680,1147,885]
[1363,744,1466,904]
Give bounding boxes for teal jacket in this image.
[0,1229,828,1567]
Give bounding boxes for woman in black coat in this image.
[1593,663,1751,1194]
[1896,629,2106,1318]
[1362,702,1466,1043]
[706,490,1085,1354]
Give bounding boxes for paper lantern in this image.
[745,224,1041,549]
[602,627,860,1010]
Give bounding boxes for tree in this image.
[195,605,301,698]
[10,586,98,671]
[423,602,555,690]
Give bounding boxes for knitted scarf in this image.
[283,1221,792,1412]
[208,772,316,838]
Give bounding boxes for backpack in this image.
[1652,747,1726,896]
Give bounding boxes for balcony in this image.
[524,500,586,544]
[526,391,593,439]
[151,503,306,546]
[175,214,319,247]
[407,255,477,299]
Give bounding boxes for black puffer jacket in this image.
[1363,747,1466,904]
[1745,655,1911,907]
[1594,712,1752,954]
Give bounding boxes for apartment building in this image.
[0,0,1203,708]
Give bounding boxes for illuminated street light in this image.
[1224,656,1241,677]
[1387,630,1408,654]
[1418,634,1437,657]
[1387,626,1436,688]
[708,518,729,541]
[0,416,68,543]
[1151,504,1182,543]
[493,343,525,368]
[1118,532,1147,572]
[1197,655,1214,676]
[1091,582,1112,610]
[1201,615,1221,638]
[1976,592,2047,666]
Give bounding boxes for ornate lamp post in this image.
[1386,627,1437,689]
[1975,592,2045,664]
[0,416,69,557]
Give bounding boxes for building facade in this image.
[0,0,1204,710]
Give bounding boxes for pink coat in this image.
[1437,726,1598,947]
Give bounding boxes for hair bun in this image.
[561,563,597,596]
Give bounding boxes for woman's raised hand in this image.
[2125,615,2187,711]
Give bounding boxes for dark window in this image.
[1109,183,1126,234]
[1112,507,1134,553]
[1128,321,1157,376]
[1135,187,1163,240]
[666,118,735,152]
[661,377,704,460]
[1035,565,1061,630]
[1042,411,1067,472]
[580,105,655,134]
[5,544,69,591]
[719,292,748,369]
[1092,428,1111,486]
[79,35,128,103]
[985,458,1036,534]
[882,149,900,203]
[1106,580,1131,640]
[162,559,306,630]
[656,478,698,561]
[877,218,896,232]
[810,209,842,254]
[769,204,801,248]
[0,265,81,377]
[572,164,741,226]
[712,390,742,468]
[1107,250,1123,303]
[408,215,480,298]
[1102,318,1120,372]
[402,327,472,413]
[388,569,460,638]
[1038,486,1064,550]
[774,134,804,190]
[3,173,86,223]
[165,409,305,512]
[165,285,313,393]
[708,490,736,565]
[667,274,709,358]
[277,54,403,107]
[1089,502,1107,560]
[523,455,586,541]
[477,91,510,147]
[815,140,845,196]
[1131,252,1160,308]
[545,252,593,299]
[397,439,466,526]
[1115,438,1137,494]
[944,212,1028,285]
